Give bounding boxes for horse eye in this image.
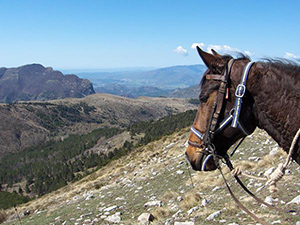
[199,95,208,103]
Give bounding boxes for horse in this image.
[185,46,300,172]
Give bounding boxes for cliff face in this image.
[0,64,95,103]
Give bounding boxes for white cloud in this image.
[174,46,188,57]
[207,44,246,55]
[284,52,299,60]
[244,51,253,57]
[191,42,252,57]
[191,42,205,49]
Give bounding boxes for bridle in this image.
[187,59,299,224]
[188,58,255,171]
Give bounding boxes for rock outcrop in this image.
[0,64,95,103]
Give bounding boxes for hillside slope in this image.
[0,94,195,157]
[3,128,300,225]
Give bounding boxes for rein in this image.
[215,150,299,225]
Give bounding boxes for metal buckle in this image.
[207,143,216,154]
[235,84,246,98]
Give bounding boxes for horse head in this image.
[186,47,257,171]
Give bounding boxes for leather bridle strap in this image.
[208,59,234,136]
[232,61,255,128]
[217,165,272,225]
[205,74,227,82]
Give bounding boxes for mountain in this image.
[167,84,201,99]
[77,64,206,95]
[141,64,205,89]
[0,64,95,103]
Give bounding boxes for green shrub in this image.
[0,191,30,210]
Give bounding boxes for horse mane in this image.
[254,58,300,159]
[262,58,300,78]
[199,56,300,91]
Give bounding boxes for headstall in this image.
[188,59,255,170]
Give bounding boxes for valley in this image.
[74,64,206,98]
[0,94,197,209]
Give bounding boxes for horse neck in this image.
[247,61,300,153]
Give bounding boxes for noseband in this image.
[188,59,255,170]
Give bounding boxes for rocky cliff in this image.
[0,64,95,103]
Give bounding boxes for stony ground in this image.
[3,128,300,225]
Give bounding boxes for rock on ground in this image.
[144,200,162,207]
[105,214,121,224]
[206,210,222,221]
[174,222,195,225]
[138,213,154,224]
[286,195,300,205]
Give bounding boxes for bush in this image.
[188,98,199,105]
[0,191,30,210]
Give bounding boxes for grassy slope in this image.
[3,128,300,225]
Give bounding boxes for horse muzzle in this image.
[185,150,217,171]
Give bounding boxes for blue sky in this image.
[0,0,300,69]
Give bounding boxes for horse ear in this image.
[196,46,218,68]
[211,49,221,57]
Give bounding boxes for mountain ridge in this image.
[78,64,205,98]
[78,64,206,90]
[0,64,95,103]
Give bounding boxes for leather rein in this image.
[188,59,298,225]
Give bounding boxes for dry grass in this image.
[179,192,201,210]
[0,210,7,224]
[162,191,178,202]
[152,206,173,219]
[191,169,224,191]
